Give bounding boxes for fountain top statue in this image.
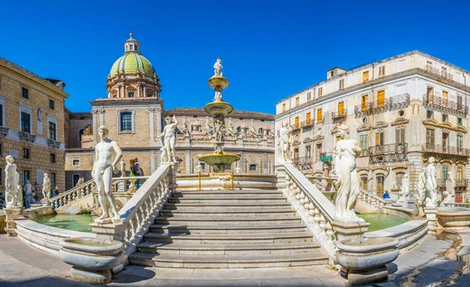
[213,58,223,78]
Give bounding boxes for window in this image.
[338,101,345,115]
[316,143,322,162]
[128,92,134,98]
[395,128,405,144]
[294,148,299,160]
[377,90,385,108]
[50,153,56,163]
[426,129,435,148]
[457,95,463,109]
[23,170,30,183]
[49,121,57,140]
[72,159,80,166]
[457,135,463,152]
[426,61,433,72]
[427,110,434,119]
[359,135,368,149]
[442,114,448,122]
[361,175,368,190]
[249,164,257,171]
[120,111,133,132]
[457,166,464,181]
[200,163,206,171]
[51,173,56,187]
[49,100,55,110]
[378,66,385,77]
[427,86,434,97]
[361,95,368,111]
[73,174,80,187]
[21,111,31,133]
[0,102,3,126]
[375,132,384,146]
[282,103,286,112]
[306,112,311,124]
[442,165,449,182]
[376,175,384,197]
[442,91,448,106]
[317,109,322,124]
[339,79,344,89]
[306,145,312,158]
[318,87,323,97]
[295,97,299,106]
[22,87,29,99]
[458,118,463,126]
[295,116,300,128]
[362,71,369,82]
[307,92,312,101]
[258,128,264,134]
[23,148,30,159]
[442,132,449,151]
[441,67,447,78]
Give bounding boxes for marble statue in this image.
[194,163,202,174]
[398,174,410,208]
[213,115,225,153]
[160,146,169,164]
[213,58,223,77]
[42,173,50,200]
[277,121,292,163]
[4,155,20,208]
[425,157,438,207]
[120,158,126,177]
[443,171,456,204]
[183,122,191,138]
[158,115,178,163]
[332,124,363,222]
[24,180,33,208]
[235,165,241,174]
[92,126,123,222]
[77,177,85,185]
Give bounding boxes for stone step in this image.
[149,223,307,234]
[164,202,292,210]
[154,216,302,225]
[136,241,320,255]
[143,232,313,244]
[160,208,295,217]
[129,252,328,268]
[173,190,282,196]
[168,197,288,203]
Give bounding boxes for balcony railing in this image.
[438,179,470,188]
[368,143,408,164]
[48,139,62,148]
[292,156,313,172]
[423,65,454,81]
[331,111,347,122]
[19,131,36,143]
[354,93,410,118]
[422,144,470,157]
[422,94,468,118]
[300,120,314,129]
[0,126,9,137]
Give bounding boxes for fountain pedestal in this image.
[331,220,370,241]
[424,207,439,235]
[3,207,22,236]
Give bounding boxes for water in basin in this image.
[357,213,407,232]
[34,213,93,233]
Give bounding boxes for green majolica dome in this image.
[109,52,156,78]
[108,32,157,79]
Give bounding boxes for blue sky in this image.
[2,0,470,114]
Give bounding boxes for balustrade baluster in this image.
[326,222,334,241]
[319,214,327,235]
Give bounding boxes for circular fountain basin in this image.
[207,77,229,90]
[336,237,399,271]
[198,153,240,173]
[204,101,234,116]
[437,207,470,231]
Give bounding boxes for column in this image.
[149,107,155,143]
[92,109,98,145]
[150,150,156,173]
[264,153,269,174]
[185,150,191,174]
[156,105,162,144]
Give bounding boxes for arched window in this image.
[360,174,368,190]
[72,174,80,187]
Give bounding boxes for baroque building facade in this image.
[0,57,69,191]
[276,51,470,201]
[65,34,275,189]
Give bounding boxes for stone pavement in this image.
[0,233,468,286]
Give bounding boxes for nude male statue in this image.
[92,126,123,222]
[5,155,20,208]
[158,115,178,163]
[42,173,51,201]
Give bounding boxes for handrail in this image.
[357,188,385,209]
[117,163,177,261]
[49,179,95,209]
[278,162,336,260]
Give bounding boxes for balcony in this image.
[422,94,468,118]
[422,143,470,161]
[48,139,62,148]
[300,120,314,129]
[423,65,454,82]
[292,156,313,173]
[0,126,9,137]
[354,93,410,118]
[331,111,347,122]
[19,131,36,143]
[368,143,408,164]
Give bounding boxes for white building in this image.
[276,50,470,201]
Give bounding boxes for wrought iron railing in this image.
[300,120,314,129]
[422,144,470,157]
[368,143,408,164]
[422,94,468,118]
[354,93,410,118]
[331,111,347,121]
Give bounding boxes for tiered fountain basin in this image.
[34,213,93,232]
[198,153,240,173]
[203,100,233,116]
[336,237,399,285]
[437,207,470,232]
[60,237,123,284]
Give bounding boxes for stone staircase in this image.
[129,189,328,268]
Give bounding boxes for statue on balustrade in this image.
[92,126,123,223]
[4,155,20,208]
[332,124,363,222]
[443,171,456,204]
[277,121,292,163]
[425,157,438,207]
[397,173,410,208]
[158,115,178,163]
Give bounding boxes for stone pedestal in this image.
[331,220,370,241]
[3,207,22,237]
[275,165,288,191]
[91,222,128,242]
[40,199,50,206]
[424,207,439,235]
